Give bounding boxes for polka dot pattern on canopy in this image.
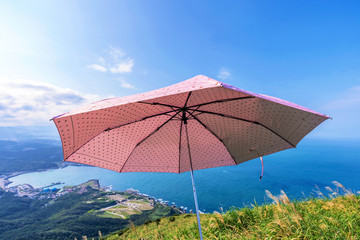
[54,103,169,159]
[195,113,293,164]
[198,97,328,147]
[187,87,250,108]
[179,117,235,173]
[121,117,182,173]
[66,114,173,172]
[141,91,189,109]
[54,116,74,158]
[256,98,327,145]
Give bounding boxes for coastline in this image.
[1,168,187,213]
[0,178,184,239]
[1,161,84,186]
[0,171,36,189]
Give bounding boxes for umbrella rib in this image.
[119,110,182,173]
[187,105,201,116]
[191,109,296,148]
[138,101,181,110]
[287,112,311,140]
[75,153,116,164]
[178,120,183,173]
[186,111,237,165]
[187,96,255,109]
[70,116,76,152]
[105,110,177,131]
[184,91,192,107]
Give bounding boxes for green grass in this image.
[80,179,100,188]
[103,182,360,240]
[113,205,127,209]
[99,211,129,219]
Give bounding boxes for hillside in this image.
[0,180,181,240]
[104,187,360,239]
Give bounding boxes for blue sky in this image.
[0,1,359,141]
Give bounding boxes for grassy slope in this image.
[104,194,360,239]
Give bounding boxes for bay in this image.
[9,139,360,213]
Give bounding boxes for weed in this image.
[103,182,360,240]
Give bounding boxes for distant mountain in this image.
[0,139,63,175]
[0,126,59,141]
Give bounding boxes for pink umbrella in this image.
[52,75,329,239]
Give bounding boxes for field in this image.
[100,198,154,219]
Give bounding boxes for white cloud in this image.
[88,47,135,75]
[118,78,137,90]
[0,79,103,126]
[312,85,360,139]
[98,57,106,65]
[109,46,125,60]
[323,86,360,110]
[87,64,107,72]
[217,68,231,80]
[110,59,135,73]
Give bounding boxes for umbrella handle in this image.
[259,156,264,181]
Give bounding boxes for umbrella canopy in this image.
[53,75,329,239]
[53,75,329,173]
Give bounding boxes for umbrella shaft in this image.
[190,167,203,240]
[185,122,203,240]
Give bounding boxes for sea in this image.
[8,138,360,213]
